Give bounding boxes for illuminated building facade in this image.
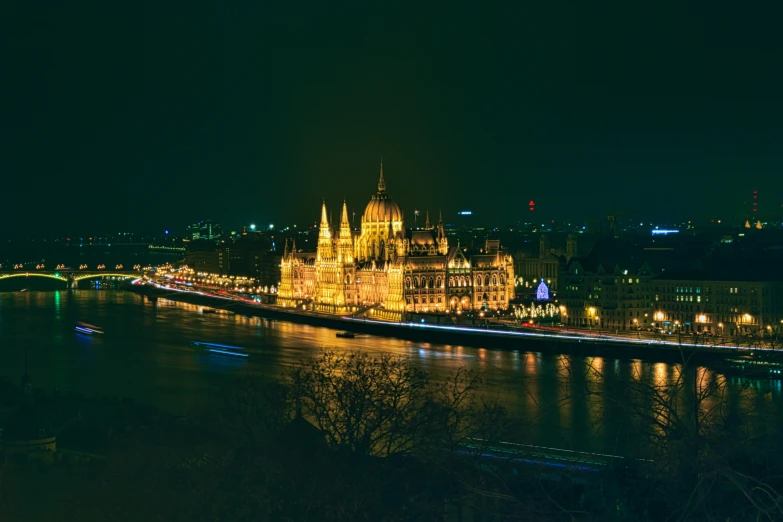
[652,279,783,336]
[187,220,221,241]
[560,244,783,335]
[559,258,655,331]
[278,162,515,319]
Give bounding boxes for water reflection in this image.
[0,291,781,453]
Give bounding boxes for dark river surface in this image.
[2,290,782,453]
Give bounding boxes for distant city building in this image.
[560,251,655,331]
[559,238,783,335]
[185,244,221,274]
[513,233,580,292]
[278,162,515,318]
[654,269,783,336]
[187,220,221,241]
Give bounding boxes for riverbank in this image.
[129,283,774,366]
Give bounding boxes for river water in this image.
[2,290,781,453]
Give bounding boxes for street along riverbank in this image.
[128,283,783,369]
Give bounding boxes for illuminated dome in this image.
[363,161,402,224]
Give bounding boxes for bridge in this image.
[0,270,142,288]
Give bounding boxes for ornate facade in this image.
[278,162,515,320]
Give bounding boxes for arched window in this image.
[492,275,497,286]
[499,275,505,285]
[422,277,428,289]
[449,277,454,287]
[405,278,411,289]
[466,276,471,286]
[429,277,434,289]
[406,296,412,304]
[436,277,442,288]
[345,274,352,284]
[484,275,490,286]
[460,276,465,287]
[414,277,419,289]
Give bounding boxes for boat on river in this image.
[191,341,248,358]
[75,322,104,335]
[710,352,783,379]
[336,331,355,339]
[202,308,234,315]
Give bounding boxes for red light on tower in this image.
[753,190,758,212]
[529,200,535,212]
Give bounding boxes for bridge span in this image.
[0,271,142,288]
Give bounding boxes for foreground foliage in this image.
[2,350,783,521]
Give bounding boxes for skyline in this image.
[2,3,782,236]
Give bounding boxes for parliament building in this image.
[278,162,514,320]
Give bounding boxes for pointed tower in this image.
[338,200,353,263]
[378,158,386,193]
[566,233,577,260]
[424,210,431,230]
[278,237,296,301]
[317,200,333,260]
[539,234,550,259]
[437,210,448,255]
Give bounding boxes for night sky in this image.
[2,2,781,236]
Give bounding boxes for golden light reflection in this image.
[631,360,643,381]
[653,363,667,387]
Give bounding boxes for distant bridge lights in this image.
[97,264,106,270]
[56,264,65,269]
[36,264,45,269]
[115,264,123,270]
[14,264,23,269]
[133,264,141,270]
[80,264,88,269]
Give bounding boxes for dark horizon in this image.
[3,2,781,236]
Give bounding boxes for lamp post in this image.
[675,320,681,344]
[559,305,567,331]
[633,318,639,338]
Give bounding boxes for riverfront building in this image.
[559,254,655,332]
[558,238,783,336]
[652,274,783,337]
[277,162,515,320]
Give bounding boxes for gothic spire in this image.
[437,210,446,240]
[319,200,331,238]
[340,200,352,238]
[320,200,329,227]
[341,200,350,227]
[425,210,431,229]
[377,158,386,193]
